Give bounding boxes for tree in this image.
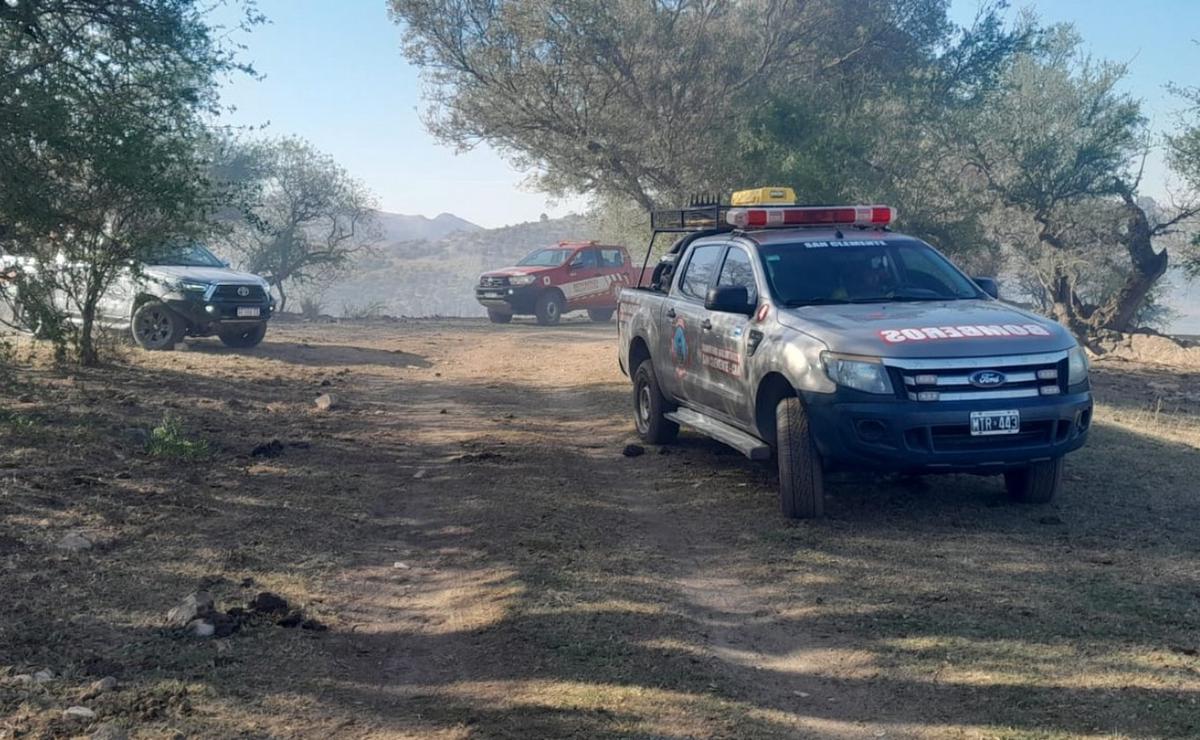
[954,28,1200,341]
[0,0,259,364]
[390,0,955,210]
[213,137,379,312]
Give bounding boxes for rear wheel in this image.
[1004,458,1063,503]
[487,309,513,324]
[633,360,678,445]
[131,301,185,351]
[776,397,825,519]
[587,308,614,323]
[535,291,565,326]
[218,322,267,349]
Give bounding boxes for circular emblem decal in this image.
[237,286,251,297]
[669,317,689,378]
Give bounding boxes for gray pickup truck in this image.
[617,195,1092,518]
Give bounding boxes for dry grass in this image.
[0,321,1198,739]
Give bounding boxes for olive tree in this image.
[0,0,259,364]
[955,28,1200,340]
[213,137,378,312]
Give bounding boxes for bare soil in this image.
[1,317,1198,739]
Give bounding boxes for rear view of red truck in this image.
[475,241,640,325]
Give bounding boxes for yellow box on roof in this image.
[731,187,796,207]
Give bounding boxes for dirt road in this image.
[2,318,1198,739]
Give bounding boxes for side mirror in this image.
[705,285,754,315]
[973,277,999,300]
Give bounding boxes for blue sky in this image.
[216,1,1199,228]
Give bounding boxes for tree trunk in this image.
[274,279,287,313]
[78,299,99,367]
[1088,189,1169,333]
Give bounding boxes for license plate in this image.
[970,410,1020,436]
[236,307,260,317]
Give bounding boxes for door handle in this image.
[701,319,713,331]
[666,307,676,318]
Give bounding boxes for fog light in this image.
[508,289,514,295]
[914,374,938,385]
[1037,368,1058,380]
[204,305,216,314]
[1040,385,1060,396]
[917,391,940,402]
[856,419,888,442]
[1078,408,1092,431]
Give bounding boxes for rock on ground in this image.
[56,531,93,552]
[314,393,337,411]
[63,706,97,720]
[167,591,215,627]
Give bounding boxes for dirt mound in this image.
[1097,331,1200,367]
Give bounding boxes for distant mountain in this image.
[315,213,594,317]
[371,210,483,243]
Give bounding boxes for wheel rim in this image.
[548,301,560,320]
[636,383,651,433]
[134,309,173,348]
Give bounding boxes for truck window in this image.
[570,248,600,269]
[600,249,625,268]
[678,244,723,300]
[716,247,758,304]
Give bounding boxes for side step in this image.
[665,408,772,461]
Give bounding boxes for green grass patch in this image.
[147,414,210,460]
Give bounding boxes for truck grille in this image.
[883,351,1069,402]
[480,276,509,288]
[211,284,267,303]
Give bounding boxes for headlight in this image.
[821,352,894,394]
[179,280,209,293]
[508,275,536,286]
[1068,346,1089,385]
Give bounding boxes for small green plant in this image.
[0,408,38,429]
[147,414,210,460]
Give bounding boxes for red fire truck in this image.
[475,241,641,325]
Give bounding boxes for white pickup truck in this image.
[1,243,274,350]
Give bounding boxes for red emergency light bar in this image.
[726,205,894,229]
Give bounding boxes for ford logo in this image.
[237,286,251,297]
[969,370,1007,388]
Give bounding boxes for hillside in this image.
[317,213,594,317]
[371,210,482,243]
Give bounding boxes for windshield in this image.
[148,243,226,268]
[760,239,982,306]
[518,248,572,267]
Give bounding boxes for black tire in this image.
[534,291,565,326]
[587,308,614,323]
[131,300,186,351]
[633,360,679,445]
[1004,458,1063,503]
[218,322,267,349]
[776,397,825,519]
[487,309,513,324]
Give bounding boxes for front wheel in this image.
[535,292,565,326]
[587,308,614,323]
[1004,458,1063,503]
[633,360,678,445]
[131,301,186,351]
[776,397,825,519]
[487,309,513,324]
[218,322,268,349]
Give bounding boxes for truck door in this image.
[596,247,629,308]
[561,247,604,311]
[658,243,723,404]
[698,245,759,425]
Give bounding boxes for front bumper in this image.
[802,389,1093,473]
[474,283,541,314]
[165,296,272,333]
